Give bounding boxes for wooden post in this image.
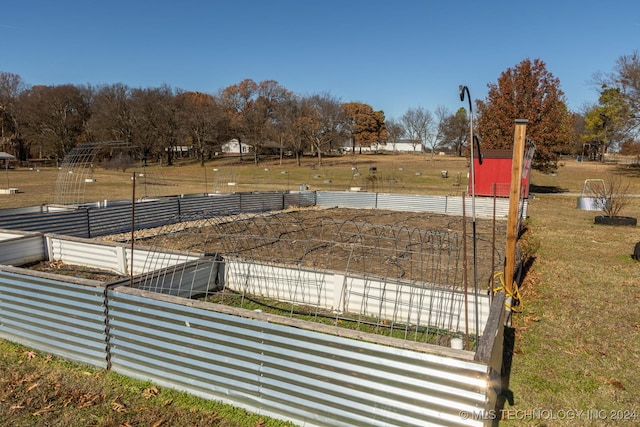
[504,119,528,294]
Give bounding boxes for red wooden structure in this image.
[470,149,531,198]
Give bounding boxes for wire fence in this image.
[109,207,502,349]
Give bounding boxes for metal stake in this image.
[459,85,482,342]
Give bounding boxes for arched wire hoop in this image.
[54,141,137,205]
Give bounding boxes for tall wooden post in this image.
[504,119,528,294]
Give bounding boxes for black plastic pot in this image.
[594,216,637,226]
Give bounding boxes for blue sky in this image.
[2,0,639,120]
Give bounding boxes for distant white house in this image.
[221,139,253,154]
[341,139,423,153]
[375,140,423,152]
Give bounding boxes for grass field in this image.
[1,152,640,426]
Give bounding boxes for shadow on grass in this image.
[492,253,537,425]
[529,184,569,194]
[492,326,516,426]
[615,163,640,178]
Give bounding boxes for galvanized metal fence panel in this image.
[88,204,138,237]
[0,269,107,367]
[46,235,125,274]
[0,191,528,242]
[178,193,240,217]
[44,235,201,276]
[133,198,181,231]
[445,196,527,219]
[284,191,316,208]
[224,260,490,336]
[0,210,90,237]
[239,192,286,213]
[315,191,527,219]
[108,287,489,427]
[475,291,507,415]
[131,257,222,298]
[0,205,48,218]
[197,193,243,215]
[225,259,334,309]
[377,193,449,214]
[317,191,378,209]
[0,234,45,265]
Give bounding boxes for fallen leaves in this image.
[597,376,626,390]
[111,395,128,413]
[32,404,54,416]
[143,385,160,399]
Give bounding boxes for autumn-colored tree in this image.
[595,51,640,138]
[219,79,293,164]
[342,102,387,153]
[219,78,258,161]
[177,91,230,166]
[476,58,574,172]
[582,87,632,161]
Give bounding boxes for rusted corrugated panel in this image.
[108,287,489,427]
[0,269,107,367]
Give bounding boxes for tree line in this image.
[1,52,638,171]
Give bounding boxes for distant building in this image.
[222,139,253,154]
[375,139,423,152]
[341,139,423,153]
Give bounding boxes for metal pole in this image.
[130,172,136,287]
[459,85,481,343]
[462,192,469,350]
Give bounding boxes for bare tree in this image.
[177,91,229,166]
[439,107,468,156]
[219,79,259,161]
[587,174,632,218]
[595,50,640,139]
[300,93,348,166]
[89,83,135,143]
[384,117,405,153]
[401,106,435,154]
[19,84,91,161]
[129,85,180,166]
[0,72,27,159]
